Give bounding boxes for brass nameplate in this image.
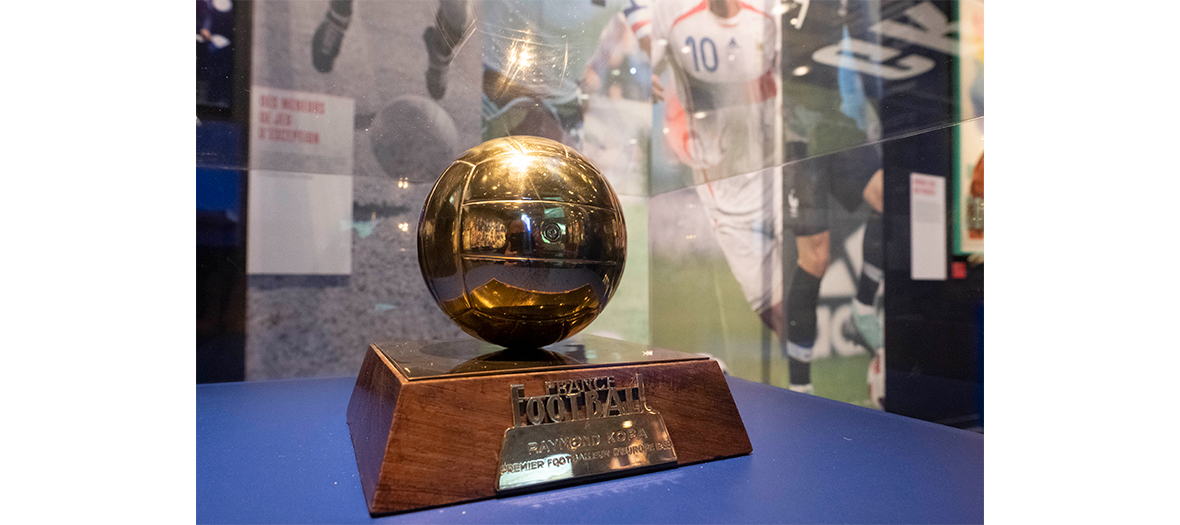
[496,374,677,491]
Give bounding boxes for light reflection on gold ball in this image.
[418,136,626,349]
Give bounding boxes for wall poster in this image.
[953,0,984,255]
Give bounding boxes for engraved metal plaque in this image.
[496,373,677,492]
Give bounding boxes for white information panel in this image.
[247,170,352,275]
[249,86,355,176]
[910,172,946,281]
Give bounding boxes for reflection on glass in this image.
[651,120,978,409]
[233,0,979,391]
[421,1,655,149]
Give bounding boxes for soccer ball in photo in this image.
[369,95,459,183]
[867,348,885,409]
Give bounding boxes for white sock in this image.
[789,383,814,394]
[854,299,874,316]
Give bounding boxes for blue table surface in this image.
[197,375,983,524]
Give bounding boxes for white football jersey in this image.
[653,0,778,181]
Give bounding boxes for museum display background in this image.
[197,0,983,429]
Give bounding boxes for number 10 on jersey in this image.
[684,37,719,72]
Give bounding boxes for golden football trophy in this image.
[346,137,750,515]
[418,136,627,349]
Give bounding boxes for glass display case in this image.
[197,0,983,429]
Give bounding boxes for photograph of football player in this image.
[247,0,487,380]
[652,0,885,398]
[651,0,778,181]
[310,0,352,73]
[779,0,885,395]
[303,1,466,183]
[650,0,786,375]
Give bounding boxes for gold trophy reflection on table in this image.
[346,136,750,516]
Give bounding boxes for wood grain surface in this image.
[346,344,752,515]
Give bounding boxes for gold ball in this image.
[418,136,627,348]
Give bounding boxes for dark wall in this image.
[197,0,252,383]
[878,0,984,429]
[882,127,984,428]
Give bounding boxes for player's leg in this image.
[696,169,785,356]
[424,0,472,99]
[857,170,887,407]
[758,302,786,346]
[847,169,884,352]
[755,169,788,344]
[784,231,829,393]
[312,0,352,73]
[783,150,830,394]
[826,141,885,355]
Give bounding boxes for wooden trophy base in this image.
[346,336,752,516]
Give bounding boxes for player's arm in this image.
[863,169,884,214]
[622,0,653,45]
[584,13,627,81]
[640,0,671,101]
[581,13,632,104]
